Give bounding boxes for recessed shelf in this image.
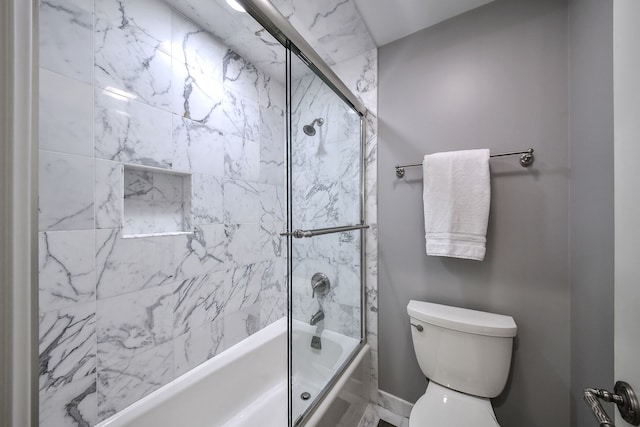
[122,165,192,238]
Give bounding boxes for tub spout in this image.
[311,335,322,350]
[310,309,324,326]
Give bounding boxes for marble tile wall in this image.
[38,0,286,425]
[332,48,379,404]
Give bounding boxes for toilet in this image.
[407,300,517,427]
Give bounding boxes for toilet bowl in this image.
[407,300,517,426]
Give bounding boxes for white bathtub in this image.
[96,318,367,427]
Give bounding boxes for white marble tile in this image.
[258,71,286,111]
[39,375,97,427]
[39,302,96,394]
[95,25,173,110]
[223,29,286,86]
[39,0,94,83]
[191,174,224,225]
[95,229,178,298]
[95,0,173,55]
[39,230,96,312]
[171,60,227,127]
[39,69,94,157]
[172,10,226,83]
[222,49,260,105]
[258,184,285,224]
[259,105,285,186]
[97,341,173,421]
[95,160,123,229]
[173,317,224,377]
[223,179,261,224]
[333,48,378,115]
[225,222,283,267]
[173,224,227,281]
[224,133,260,182]
[259,294,286,329]
[96,283,176,367]
[39,151,94,231]
[225,259,284,316]
[222,88,261,142]
[172,117,225,176]
[288,0,376,64]
[95,87,173,167]
[173,272,225,336]
[222,303,262,350]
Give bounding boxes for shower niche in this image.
[121,165,193,238]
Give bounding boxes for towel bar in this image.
[394,148,534,178]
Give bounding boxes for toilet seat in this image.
[409,382,500,427]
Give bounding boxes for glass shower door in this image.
[287,52,365,425]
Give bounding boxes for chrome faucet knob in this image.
[311,273,330,298]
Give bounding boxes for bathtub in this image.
[96,318,369,427]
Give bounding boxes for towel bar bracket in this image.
[395,148,535,178]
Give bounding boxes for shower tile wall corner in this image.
[332,48,379,403]
[38,0,285,424]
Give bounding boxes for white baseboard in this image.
[378,390,413,419]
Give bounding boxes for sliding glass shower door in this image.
[287,52,366,425]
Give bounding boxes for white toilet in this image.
[407,300,517,427]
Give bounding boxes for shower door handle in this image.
[280,224,369,238]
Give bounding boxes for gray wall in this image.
[378,1,571,426]
[568,1,614,426]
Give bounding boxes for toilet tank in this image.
[407,300,517,398]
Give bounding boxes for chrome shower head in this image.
[303,118,324,136]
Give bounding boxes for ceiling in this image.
[353,0,495,46]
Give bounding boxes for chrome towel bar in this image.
[280,224,369,238]
[394,148,535,178]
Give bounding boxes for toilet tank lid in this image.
[407,300,517,337]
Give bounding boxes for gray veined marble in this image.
[39,69,94,158]
[173,317,224,377]
[95,229,178,298]
[39,303,97,394]
[96,283,176,368]
[95,87,173,168]
[172,116,226,176]
[39,231,96,313]
[39,0,94,83]
[95,0,173,55]
[97,341,173,421]
[191,174,225,225]
[95,24,173,110]
[174,273,226,336]
[39,374,98,427]
[95,160,123,230]
[39,151,95,232]
[38,0,378,422]
[173,224,228,281]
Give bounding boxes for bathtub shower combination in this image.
[37,0,369,426]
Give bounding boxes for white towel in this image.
[423,149,490,261]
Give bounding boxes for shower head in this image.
[303,118,324,136]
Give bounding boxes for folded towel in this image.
[423,149,490,261]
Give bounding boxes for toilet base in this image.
[409,382,500,427]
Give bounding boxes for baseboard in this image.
[377,390,413,419]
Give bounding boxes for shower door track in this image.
[280,224,369,238]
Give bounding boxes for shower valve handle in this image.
[311,273,330,298]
